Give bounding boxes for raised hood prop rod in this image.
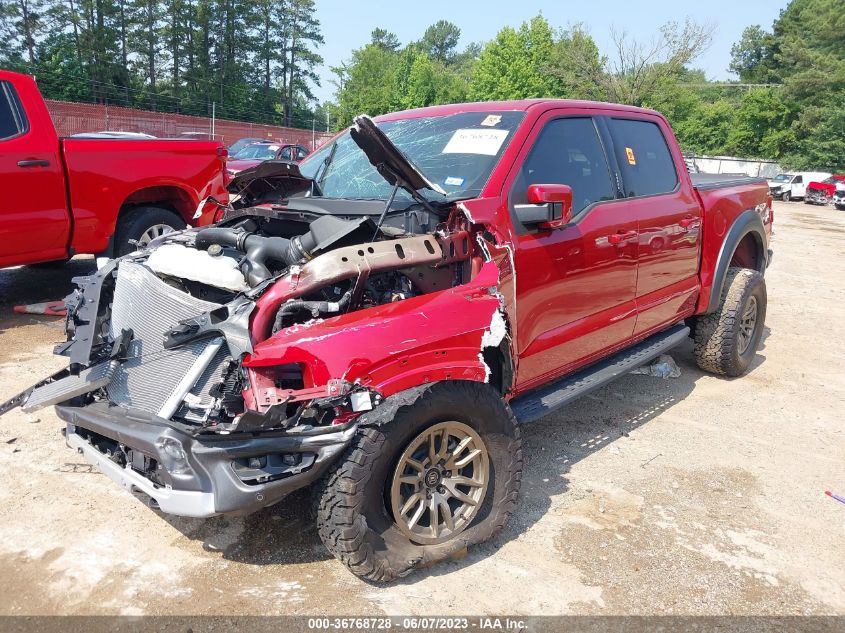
[372,181,400,242]
[371,165,439,242]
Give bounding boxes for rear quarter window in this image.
[0,81,28,141]
[608,118,678,197]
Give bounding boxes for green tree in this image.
[546,24,605,100]
[724,88,798,159]
[469,15,560,101]
[337,43,399,124]
[729,25,777,83]
[370,27,400,51]
[421,19,460,64]
[597,18,714,106]
[783,106,845,171]
[282,0,324,126]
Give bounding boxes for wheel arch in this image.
[119,184,198,223]
[705,209,767,314]
[98,186,196,257]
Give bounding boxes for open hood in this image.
[227,159,312,198]
[350,115,445,196]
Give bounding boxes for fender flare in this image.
[706,209,768,314]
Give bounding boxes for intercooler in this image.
[106,261,229,418]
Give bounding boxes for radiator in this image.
[106,261,228,417]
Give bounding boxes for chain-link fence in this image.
[46,99,333,151]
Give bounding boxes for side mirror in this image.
[515,184,573,229]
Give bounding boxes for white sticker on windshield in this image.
[442,129,509,156]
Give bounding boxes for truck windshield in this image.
[299,111,525,201]
[771,174,793,182]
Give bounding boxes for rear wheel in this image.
[114,206,185,257]
[315,381,522,582]
[693,267,766,377]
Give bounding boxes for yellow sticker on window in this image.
[625,147,637,165]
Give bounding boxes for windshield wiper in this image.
[311,142,338,196]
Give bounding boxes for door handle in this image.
[679,215,697,228]
[17,159,51,168]
[608,230,638,245]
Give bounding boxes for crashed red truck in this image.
[0,100,773,582]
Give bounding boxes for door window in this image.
[0,81,27,141]
[608,118,677,197]
[295,146,309,160]
[512,117,615,220]
[794,175,802,183]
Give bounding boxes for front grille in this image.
[106,261,227,416]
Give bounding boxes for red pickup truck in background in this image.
[805,174,845,205]
[2,100,773,582]
[0,71,227,268]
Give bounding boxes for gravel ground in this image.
[0,201,843,616]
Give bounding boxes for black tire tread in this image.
[315,381,522,582]
[115,206,185,256]
[693,267,764,377]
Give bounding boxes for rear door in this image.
[507,111,639,390]
[0,74,69,267]
[603,116,702,337]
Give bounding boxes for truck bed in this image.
[690,173,767,191]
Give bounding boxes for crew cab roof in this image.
[374,99,665,122]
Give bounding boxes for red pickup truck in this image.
[805,174,845,205]
[2,100,773,581]
[0,70,227,268]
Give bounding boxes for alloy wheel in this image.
[390,421,489,545]
[737,295,758,354]
[137,224,176,247]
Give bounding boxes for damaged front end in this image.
[0,119,511,517]
[1,114,516,518]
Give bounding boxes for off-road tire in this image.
[693,267,766,377]
[315,381,522,582]
[114,206,185,257]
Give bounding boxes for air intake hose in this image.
[194,227,305,286]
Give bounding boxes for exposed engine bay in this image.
[0,114,509,518]
[39,202,475,434]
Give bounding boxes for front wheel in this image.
[114,206,186,257]
[693,267,767,377]
[781,191,791,202]
[315,381,522,582]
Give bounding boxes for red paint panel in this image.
[694,183,772,314]
[62,138,227,253]
[0,71,69,266]
[244,261,503,399]
[0,70,228,266]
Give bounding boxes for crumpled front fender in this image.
[242,261,506,398]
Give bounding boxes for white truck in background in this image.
[767,172,830,202]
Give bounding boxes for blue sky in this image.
[310,0,789,103]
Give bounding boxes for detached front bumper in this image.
[57,403,356,518]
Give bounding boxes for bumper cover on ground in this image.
[57,403,357,518]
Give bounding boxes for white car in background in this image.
[833,183,845,210]
[767,172,830,202]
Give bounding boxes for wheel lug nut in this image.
[437,485,446,494]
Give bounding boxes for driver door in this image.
[507,113,639,391]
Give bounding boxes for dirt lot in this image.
[0,201,843,616]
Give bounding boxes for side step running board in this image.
[510,324,690,425]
